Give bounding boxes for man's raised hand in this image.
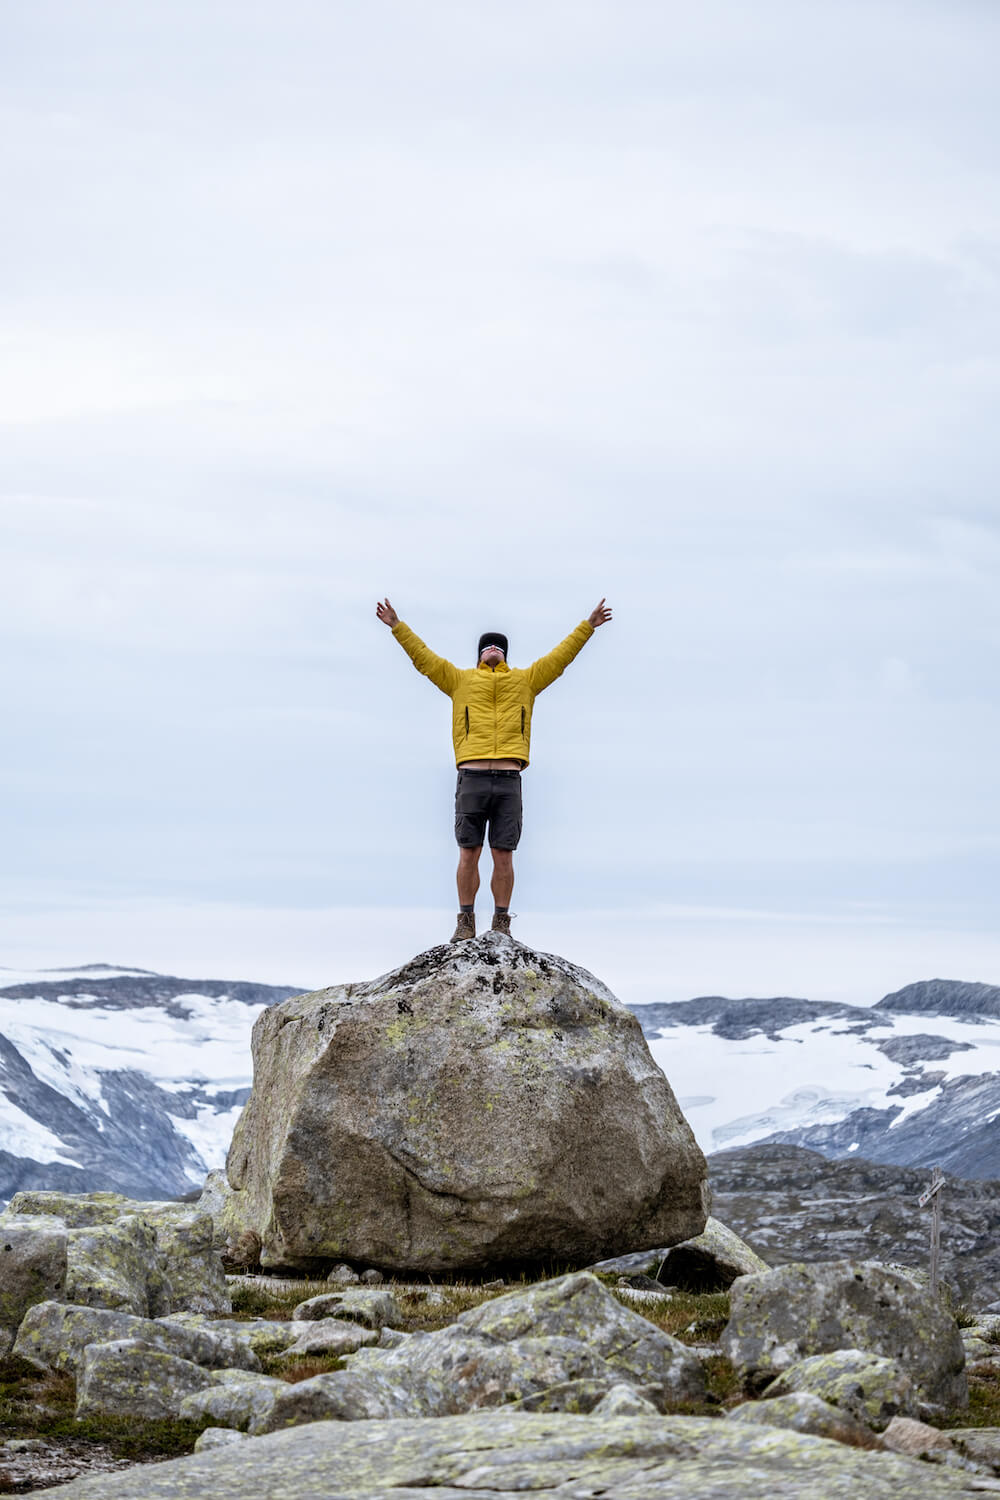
[376,598,399,628]
[588,598,612,628]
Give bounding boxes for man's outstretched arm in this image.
[376,597,461,696]
[526,598,612,695]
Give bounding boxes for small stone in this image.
[881,1416,954,1457]
[482,1279,505,1290]
[327,1263,360,1286]
[193,1427,249,1452]
[281,1320,378,1358]
[360,1269,384,1285]
[591,1383,661,1416]
[3,1438,51,1453]
[291,1289,399,1329]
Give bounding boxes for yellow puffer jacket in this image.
[392,620,595,767]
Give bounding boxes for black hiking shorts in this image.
[454,767,523,851]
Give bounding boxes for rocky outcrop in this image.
[708,1144,1000,1307]
[13,1301,261,1375]
[254,1272,705,1434]
[721,1261,967,1409]
[4,1191,231,1316]
[224,936,709,1272]
[41,1410,1000,1499]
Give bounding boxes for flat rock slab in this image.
[42,1411,1000,1499]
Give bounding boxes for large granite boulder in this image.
[224,936,709,1272]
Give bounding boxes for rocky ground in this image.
[708,1145,1000,1310]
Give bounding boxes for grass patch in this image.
[229,1280,329,1319]
[613,1288,731,1345]
[0,1357,209,1459]
[269,1355,348,1383]
[939,1365,1000,1429]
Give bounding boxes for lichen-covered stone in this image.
[13,1301,260,1375]
[592,1382,663,1416]
[161,1316,308,1358]
[504,1378,619,1413]
[762,1350,918,1431]
[281,1320,378,1358]
[0,1214,68,1355]
[193,1428,248,1453]
[250,1368,416,1431]
[458,1272,706,1401]
[65,1216,163,1316]
[224,938,708,1272]
[131,1206,231,1315]
[8,1191,130,1227]
[179,1373,288,1432]
[76,1339,218,1420]
[721,1261,968,1409]
[728,1392,885,1449]
[41,1410,1000,1499]
[291,1289,399,1328]
[10,1192,230,1316]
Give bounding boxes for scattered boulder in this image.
[721,1260,968,1408]
[291,1289,399,1328]
[458,1272,705,1400]
[179,1374,288,1432]
[280,1321,378,1358]
[760,1350,918,1431]
[727,1391,885,1450]
[0,1214,68,1356]
[223,938,708,1272]
[327,1264,361,1285]
[591,1216,769,1290]
[8,1193,231,1316]
[76,1339,218,1421]
[253,1271,706,1434]
[655,1216,770,1290]
[64,1217,168,1317]
[13,1302,260,1375]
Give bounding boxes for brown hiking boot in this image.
[450,912,476,943]
[491,912,511,935]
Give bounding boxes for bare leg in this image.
[490,849,514,908]
[457,846,482,907]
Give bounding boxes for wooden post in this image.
[919,1167,945,1297]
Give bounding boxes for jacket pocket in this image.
[520,706,526,736]
[464,706,470,738]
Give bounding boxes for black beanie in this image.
[478,632,508,659]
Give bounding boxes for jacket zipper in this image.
[521,706,525,736]
[464,706,469,738]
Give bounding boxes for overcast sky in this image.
[2,0,999,1004]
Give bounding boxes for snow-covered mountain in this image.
[643,979,1000,1177]
[0,964,299,1201]
[3,962,1000,1202]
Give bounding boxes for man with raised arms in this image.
[376,598,612,941]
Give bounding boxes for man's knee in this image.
[491,848,514,868]
[458,845,483,864]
